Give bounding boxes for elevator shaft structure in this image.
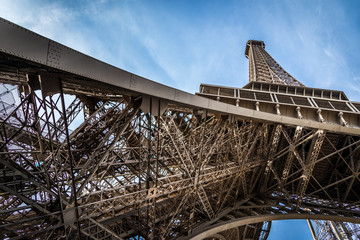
[0,19,359,240]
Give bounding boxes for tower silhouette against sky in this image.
[0,18,359,239]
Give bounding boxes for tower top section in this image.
[245,40,265,59]
[245,39,304,86]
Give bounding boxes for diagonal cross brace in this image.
[297,130,325,203]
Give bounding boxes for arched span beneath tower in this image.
[186,213,360,239]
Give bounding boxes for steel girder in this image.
[0,71,359,239]
[0,19,359,239]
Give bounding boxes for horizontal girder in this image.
[1,75,359,239]
[0,18,359,240]
[0,17,359,136]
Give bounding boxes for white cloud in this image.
[0,0,359,102]
[0,0,95,55]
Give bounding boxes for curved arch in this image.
[188,214,360,240]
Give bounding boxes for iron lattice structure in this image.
[308,219,360,239]
[0,19,359,240]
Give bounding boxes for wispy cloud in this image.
[245,0,360,101]
[0,0,359,102]
[0,0,95,54]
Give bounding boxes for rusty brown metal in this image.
[0,19,359,240]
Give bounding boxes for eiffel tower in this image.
[0,18,359,240]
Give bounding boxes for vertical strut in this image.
[59,79,81,238]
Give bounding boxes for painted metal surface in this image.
[0,18,359,240]
[0,17,359,135]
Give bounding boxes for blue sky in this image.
[2,0,360,101]
[2,0,360,239]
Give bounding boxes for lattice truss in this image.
[0,66,359,240]
[309,220,360,240]
[246,40,304,86]
[245,40,360,240]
